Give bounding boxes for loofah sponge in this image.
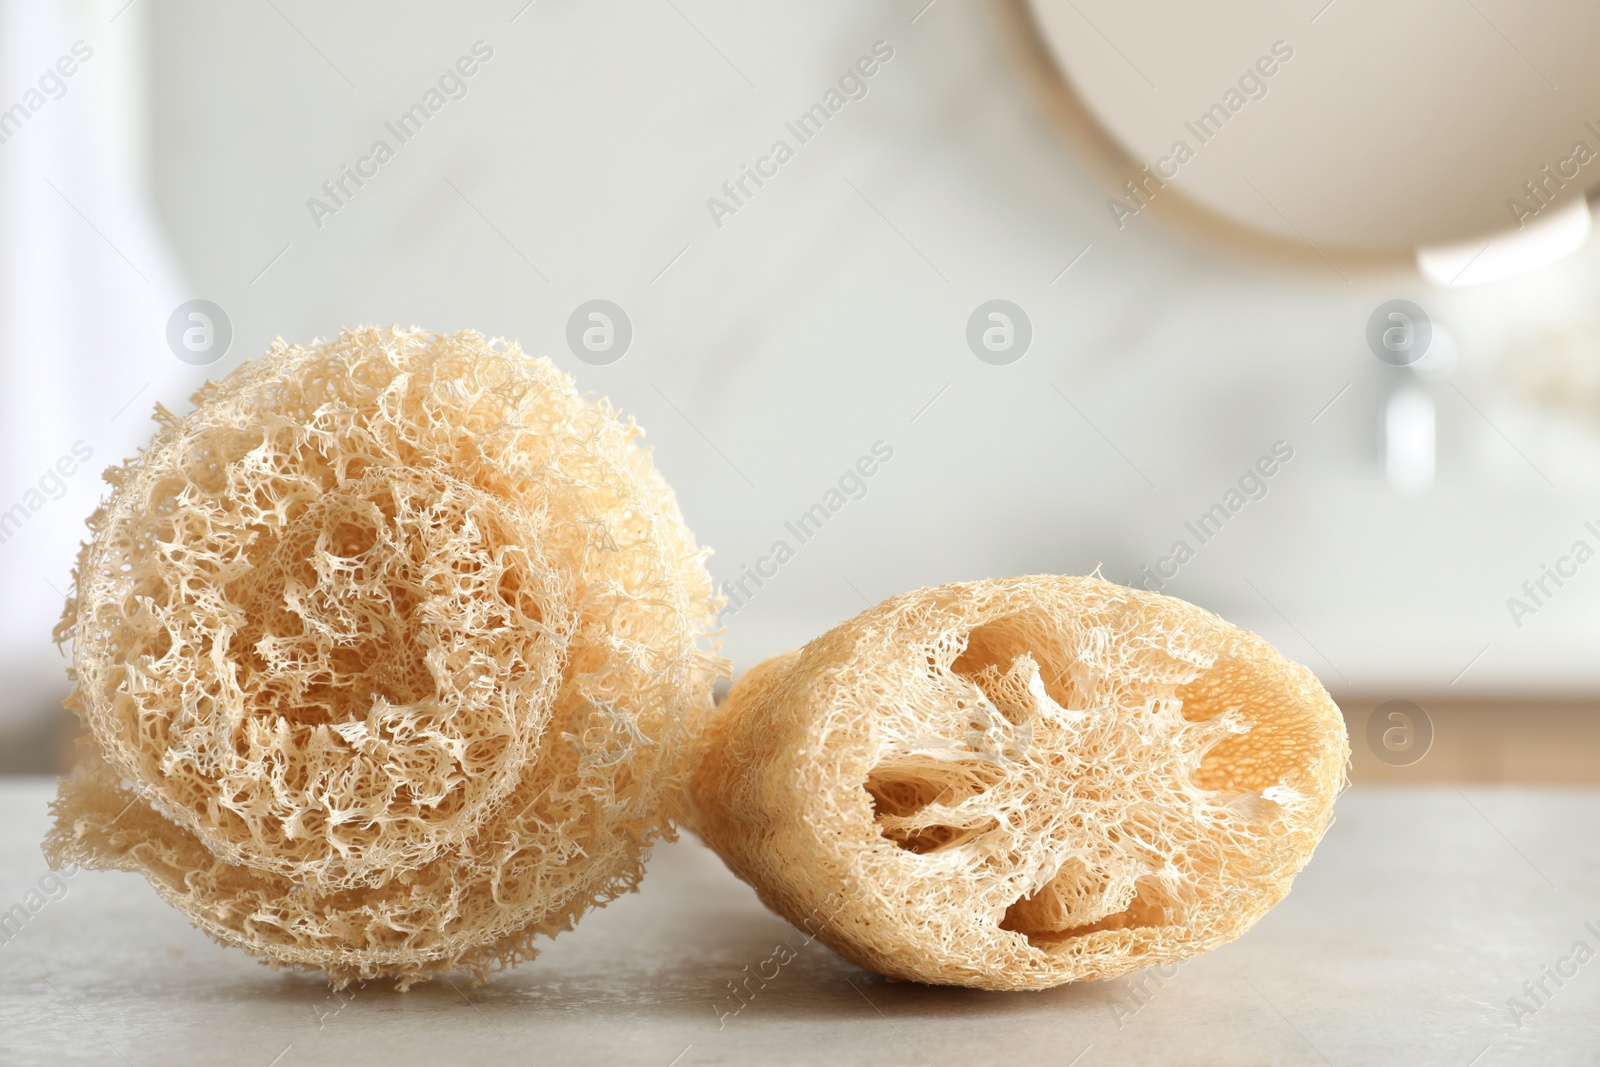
[44,325,722,987]
[687,575,1347,990]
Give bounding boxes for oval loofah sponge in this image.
[687,575,1348,990]
[44,325,722,987]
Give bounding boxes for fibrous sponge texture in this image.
[688,575,1347,990]
[45,325,721,987]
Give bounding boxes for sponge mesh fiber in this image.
[688,575,1347,990]
[45,325,721,987]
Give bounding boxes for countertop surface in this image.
[1,778,1596,1066]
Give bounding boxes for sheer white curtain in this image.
[0,0,191,755]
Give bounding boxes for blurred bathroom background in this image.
[3,0,1598,780]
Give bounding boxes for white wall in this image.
[6,0,1600,742]
[0,0,191,743]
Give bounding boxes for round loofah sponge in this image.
[687,575,1348,990]
[44,325,722,987]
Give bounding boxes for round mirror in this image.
[1023,0,1600,280]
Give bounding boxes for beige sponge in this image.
[687,575,1347,990]
[45,325,721,987]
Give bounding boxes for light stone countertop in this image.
[1,777,1596,1066]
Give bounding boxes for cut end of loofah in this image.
[687,575,1348,990]
[46,325,723,988]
